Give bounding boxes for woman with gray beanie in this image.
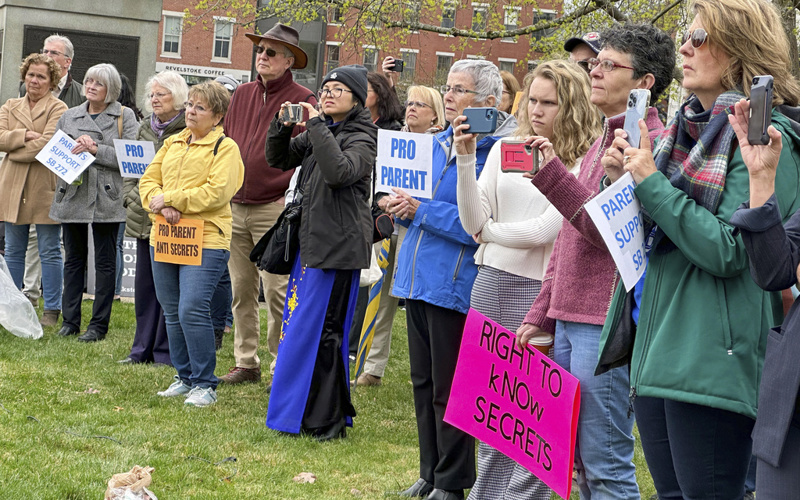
[265,65,377,440]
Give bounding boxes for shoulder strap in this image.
[118,105,126,139]
[213,134,226,156]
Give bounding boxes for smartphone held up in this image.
[462,107,498,134]
[282,104,303,124]
[500,140,540,175]
[748,75,773,146]
[622,89,650,149]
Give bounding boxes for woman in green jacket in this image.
[599,0,800,497]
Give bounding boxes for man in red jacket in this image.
[221,24,317,385]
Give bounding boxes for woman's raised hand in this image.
[453,115,477,156]
[729,98,782,181]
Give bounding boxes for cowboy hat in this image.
[245,23,308,69]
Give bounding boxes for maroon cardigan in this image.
[524,109,665,333]
[225,70,316,204]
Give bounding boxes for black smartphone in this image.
[748,75,773,146]
[391,59,404,72]
[462,107,498,134]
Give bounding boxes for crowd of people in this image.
[3,0,800,497]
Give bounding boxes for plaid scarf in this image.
[652,90,745,214]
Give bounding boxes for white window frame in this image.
[212,16,235,63]
[532,9,557,40]
[441,1,457,29]
[329,5,343,25]
[161,11,184,58]
[466,54,486,60]
[502,6,521,42]
[436,52,454,80]
[326,42,341,73]
[399,48,418,81]
[472,3,489,32]
[498,57,516,73]
[362,45,379,72]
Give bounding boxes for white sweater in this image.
[456,138,580,281]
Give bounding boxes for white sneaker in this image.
[184,386,217,407]
[157,376,191,397]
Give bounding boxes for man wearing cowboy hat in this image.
[221,23,317,385]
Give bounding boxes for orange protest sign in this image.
[511,91,523,116]
[153,215,204,266]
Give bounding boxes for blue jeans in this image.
[151,247,229,389]
[4,223,62,310]
[210,266,232,331]
[554,320,639,500]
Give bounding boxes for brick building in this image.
[155,0,257,85]
[324,2,562,92]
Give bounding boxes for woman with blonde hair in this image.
[0,53,67,326]
[402,85,446,134]
[600,0,800,497]
[453,59,600,500]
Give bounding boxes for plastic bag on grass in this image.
[105,465,158,500]
[0,254,42,339]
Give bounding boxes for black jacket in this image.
[266,106,377,270]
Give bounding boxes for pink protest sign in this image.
[444,309,580,499]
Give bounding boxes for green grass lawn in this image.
[0,300,655,499]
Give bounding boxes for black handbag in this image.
[371,165,395,242]
[249,186,304,275]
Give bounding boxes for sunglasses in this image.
[255,46,281,57]
[681,28,708,49]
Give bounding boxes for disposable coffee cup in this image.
[528,332,554,358]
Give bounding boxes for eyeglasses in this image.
[576,60,591,72]
[318,88,353,99]
[587,58,635,72]
[440,85,481,97]
[84,78,106,88]
[41,49,65,58]
[681,28,708,49]
[255,46,283,57]
[184,101,209,113]
[148,92,171,100]
[405,101,431,109]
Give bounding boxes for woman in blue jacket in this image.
[388,59,516,500]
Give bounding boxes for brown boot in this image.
[356,373,382,387]
[219,366,261,384]
[40,310,60,327]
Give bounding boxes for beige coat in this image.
[0,93,68,224]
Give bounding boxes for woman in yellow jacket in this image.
[140,82,244,407]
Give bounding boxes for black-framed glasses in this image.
[255,46,281,57]
[440,85,481,97]
[681,28,708,49]
[587,58,635,72]
[405,100,431,109]
[318,88,353,99]
[41,49,65,58]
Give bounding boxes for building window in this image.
[472,3,488,32]
[441,1,456,29]
[363,47,378,72]
[329,6,343,24]
[528,60,537,73]
[532,11,557,40]
[400,50,417,81]
[326,44,340,73]
[503,6,520,41]
[436,54,453,82]
[213,18,234,61]
[499,60,515,73]
[162,14,182,56]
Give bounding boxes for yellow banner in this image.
[153,215,204,266]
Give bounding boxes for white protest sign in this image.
[35,129,95,184]
[376,129,433,199]
[113,139,156,179]
[585,172,646,291]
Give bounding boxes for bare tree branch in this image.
[650,0,684,24]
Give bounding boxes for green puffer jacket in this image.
[598,111,800,419]
[123,113,186,239]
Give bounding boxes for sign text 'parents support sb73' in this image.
[375,130,433,198]
[444,309,580,500]
[35,129,95,184]
[585,172,646,291]
[114,139,156,179]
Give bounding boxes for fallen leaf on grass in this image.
[293,472,316,484]
[83,388,100,394]
[350,488,362,496]
[113,406,124,412]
